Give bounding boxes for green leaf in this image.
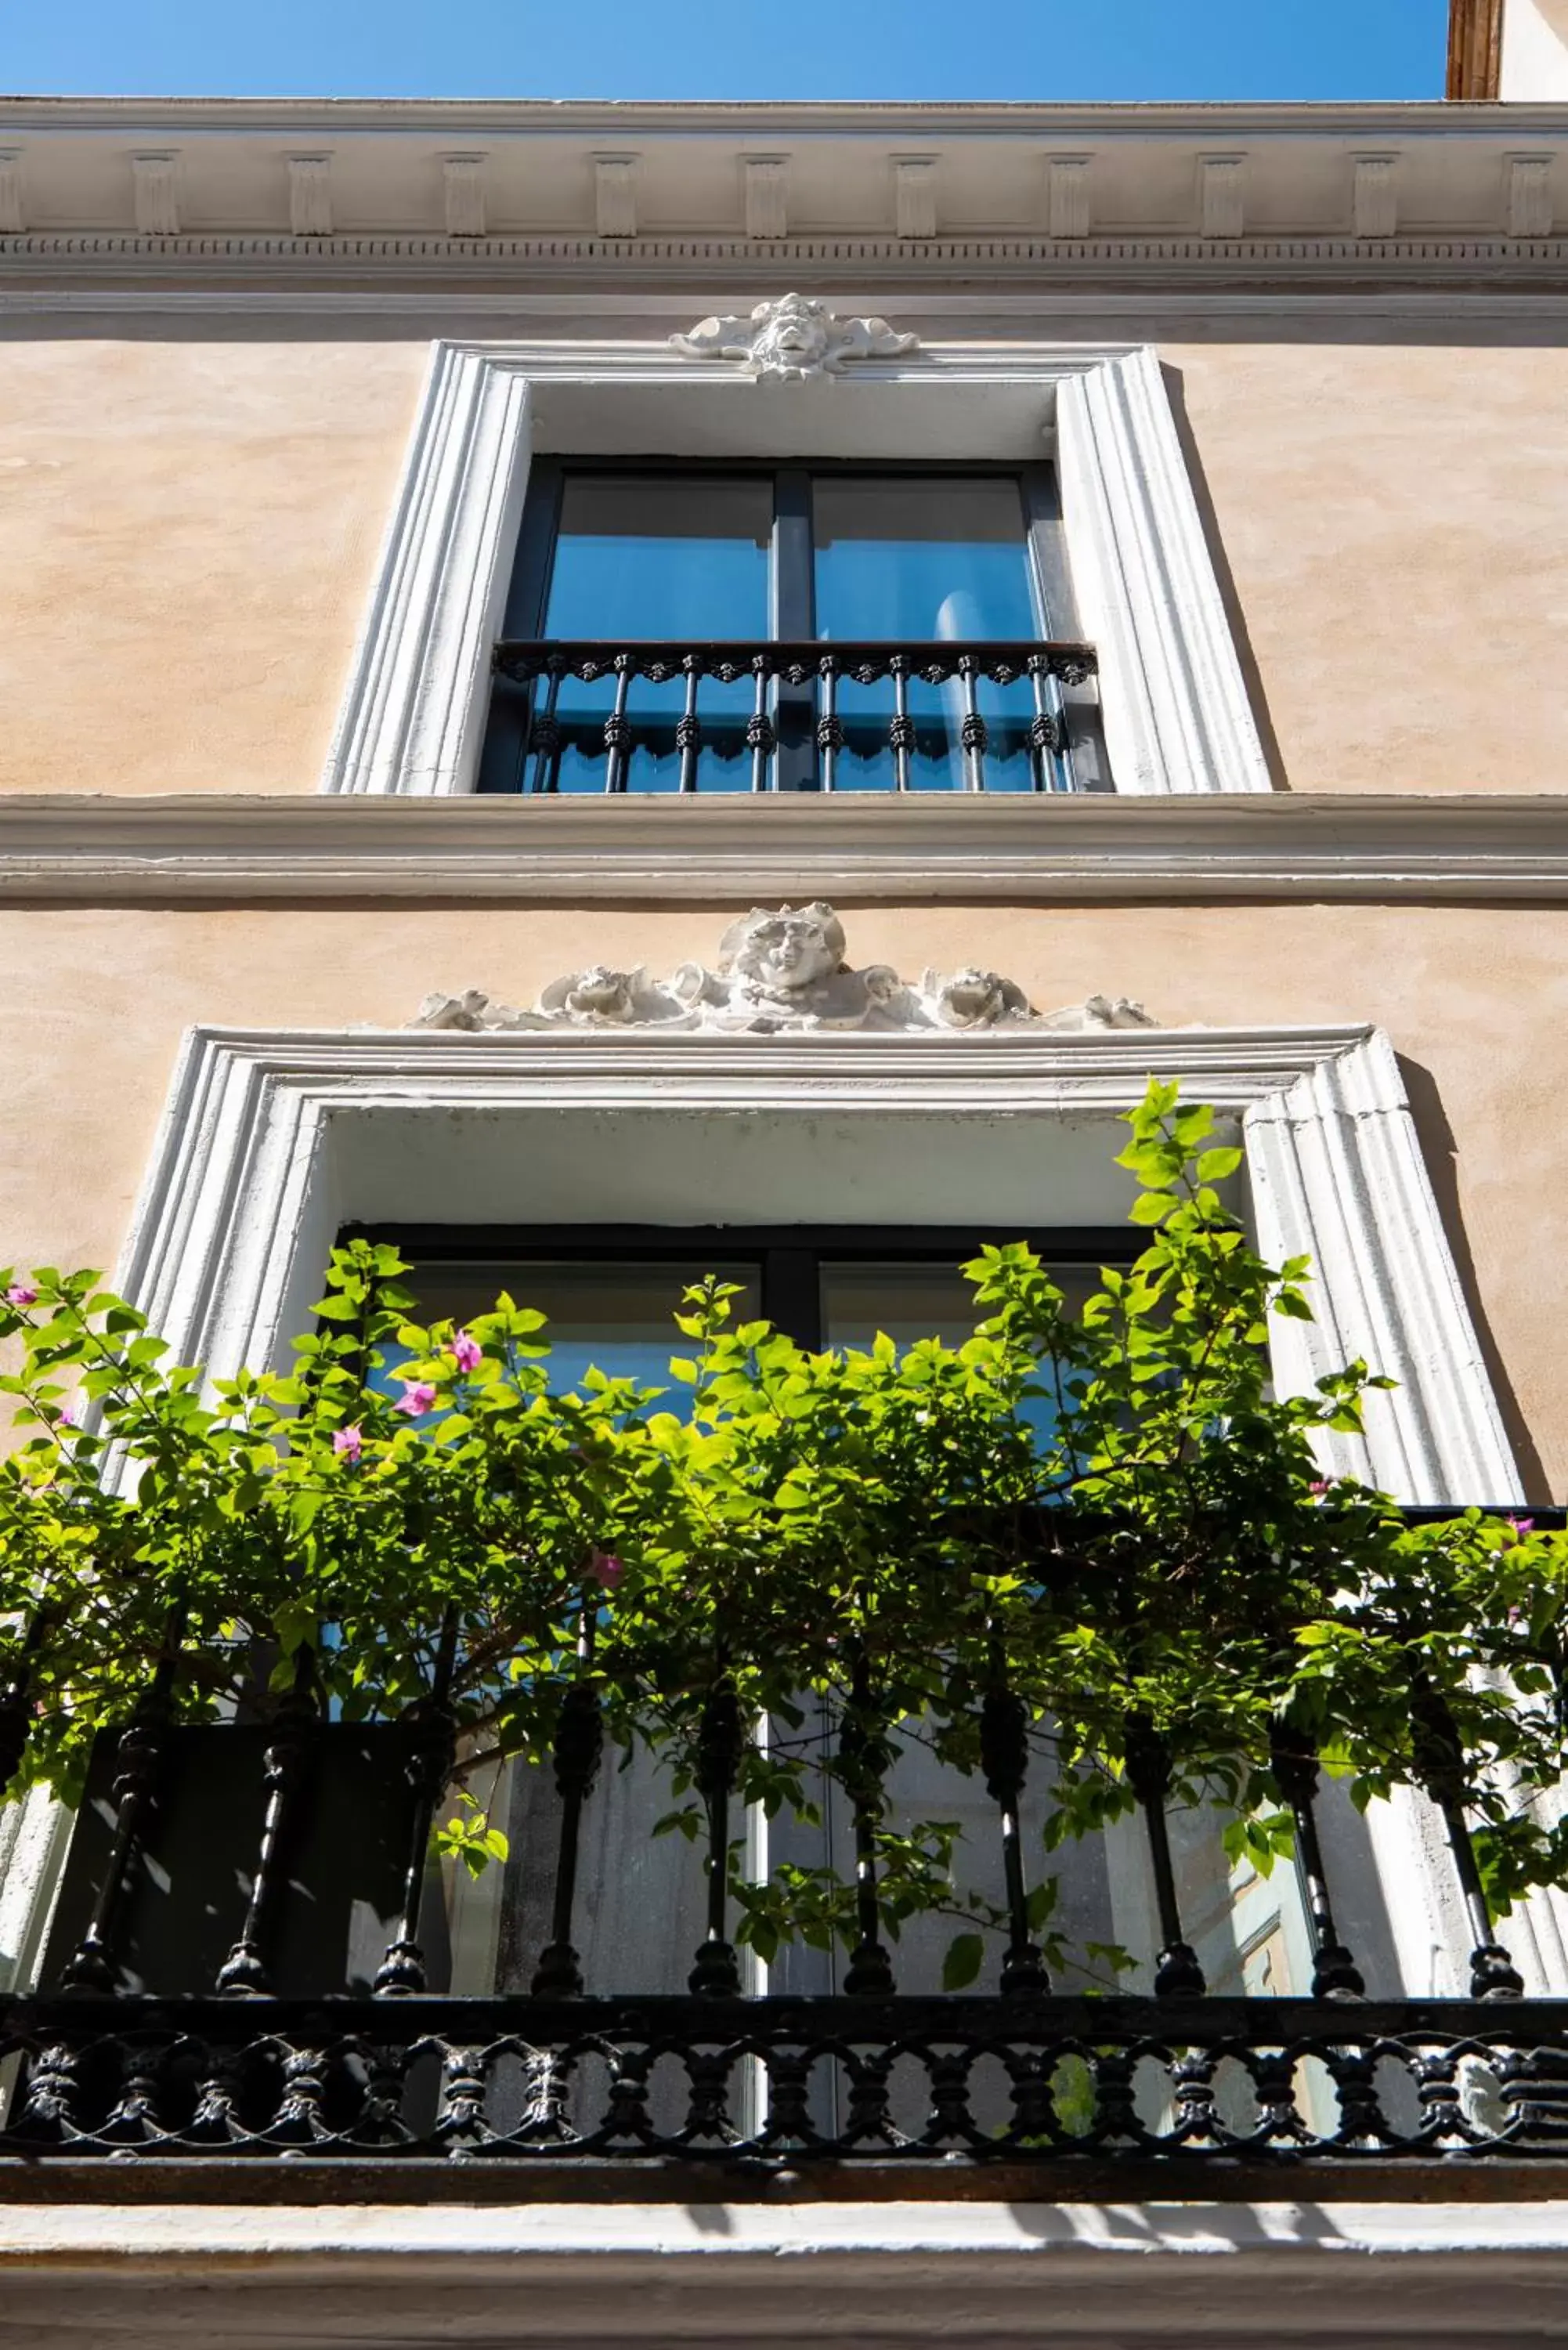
[941,1932,985,1991]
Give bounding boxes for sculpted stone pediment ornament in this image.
[410,903,1155,1038]
[670,293,919,382]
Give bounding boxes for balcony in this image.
[490,638,1099,797]
[6,1506,1568,2200]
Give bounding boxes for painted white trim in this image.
[10,2196,1568,2259]
[1244,1027,1520,1506]
[321,345,532,803]
[5,2201,1568,2334]
[1056,349,1270,796]
[5,792,1568,904]
[319,338,1271,800]
[111,1021,1516,1505]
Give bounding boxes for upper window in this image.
[478,461,1107,797]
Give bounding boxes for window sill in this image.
[3,792,1567,906]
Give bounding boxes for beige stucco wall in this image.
[1,898,1564,1496]
[1163,341,1568,795]
[0,338,427,796]
[0,333,1565,797]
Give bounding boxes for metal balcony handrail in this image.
[489,636,1100,795]
[8,1989,1568,2171]
[5,1502,1568,2175]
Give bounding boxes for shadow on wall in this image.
[1399,1053,1551,1503]
[1158,362,1292,795]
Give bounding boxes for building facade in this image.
[4,6,1568,2337]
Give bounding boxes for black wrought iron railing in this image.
[5,1509,1568,2183]
[9,1993,1568,2172]
[489,639,1099,796]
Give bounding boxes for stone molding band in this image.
[3,793,1566,905]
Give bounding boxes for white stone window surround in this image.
[320,334,1273,801]
[8,1015,1564,2006]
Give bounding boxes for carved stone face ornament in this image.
[410,904,1157,1039]
[750,295,830,381]
[671,294,920,384]
[923,967,1030,1031]
[720,902,846,996]
[539,965,645,1024]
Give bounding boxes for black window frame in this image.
[341,1221,1134,1354]
[478,457,1092,797]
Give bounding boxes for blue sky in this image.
[2,0,1451,104]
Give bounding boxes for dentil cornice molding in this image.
[3,793,1567,905]
[0,98,1563,290]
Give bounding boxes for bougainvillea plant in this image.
[2,1079,1565,1978]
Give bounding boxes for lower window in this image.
[353,1223,1314,2011]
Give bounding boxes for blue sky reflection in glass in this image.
[812,477,1044,791]
[542,475,771,795]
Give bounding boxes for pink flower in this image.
[1503,1515,1537,1546]
[333,1424,363,1464]
[589,1551,625,1590]
[5,1282,38,1308]
[450,1330,482,1374]
[394,1381,438,1417]
[56,1402,77,1429]
[1308,1480,1330,1499]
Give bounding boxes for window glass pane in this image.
[812,476,1041,794]
[544,475,771,796]
[820,1259,1098,1442]
[392,1260,761,1413]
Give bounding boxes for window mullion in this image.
[771,468,817,793]
[761,1245,822,1350]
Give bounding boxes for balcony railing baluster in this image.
[602,653,634,794]
[1270,1723,1366,2000]
[957,654,988,793]
[532,1605,603,2000]
[1125,1716,1208,1999]
[746,655,775,793]
[840,1659,895,1998]
[492,638,1099,795]
[889,654,913,793]
[816,653,842,794]
[58,1600,186,1995]
[215,1644,320,1998]
[981,1678,1051,1996]
[689,1680,744,1998]
[527,656,564,794]
[676,653,704,795]
[1027,653,1065,794]
[374,1607,458,1998]
[1408,1668,1527,2001]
